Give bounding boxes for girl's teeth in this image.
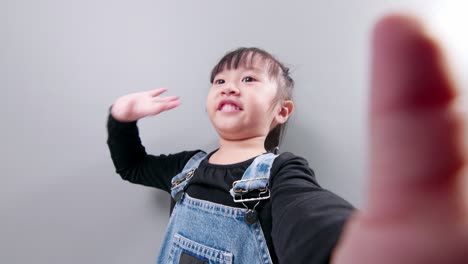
[221,104,239,112]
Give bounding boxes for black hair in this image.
[210,47,294,153]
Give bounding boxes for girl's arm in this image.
[106,88,199,191]
[270,153,354,264]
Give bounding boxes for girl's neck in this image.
[209,137,267,165]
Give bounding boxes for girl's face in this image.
[206,62,283,141]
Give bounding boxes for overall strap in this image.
[170,151,207,200]
[229,152,278,203]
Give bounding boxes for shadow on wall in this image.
[152,187,171,214]
[282,118,363,206]
[282,119,325,175]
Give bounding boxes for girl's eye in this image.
[242,76,255,82]
[214,79,225,84]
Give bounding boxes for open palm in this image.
[332,15,468,264]
[111,88,181,122]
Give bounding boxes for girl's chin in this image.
[212,123,244,132]
[215,129,246,139]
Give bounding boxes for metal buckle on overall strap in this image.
[171,169,196,190]
[232,177,270,224]
[231,177,271,203]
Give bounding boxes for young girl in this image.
[107,47,353,264]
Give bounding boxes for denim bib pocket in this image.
[168,233,233,264]
[158,152,277,264]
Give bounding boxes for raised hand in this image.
[111,88,181,122]
[332,15,468,264]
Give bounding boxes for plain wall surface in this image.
[2,1,465,263]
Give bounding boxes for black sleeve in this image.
[106,112,201,192]
[270,152,354,264]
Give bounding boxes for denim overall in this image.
[156,151,278,264]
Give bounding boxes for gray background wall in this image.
[2,1,465,263]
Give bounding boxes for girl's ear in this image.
[275,100,294,125]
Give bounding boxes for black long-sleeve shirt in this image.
[106,114,354,263]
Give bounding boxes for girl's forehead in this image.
[217,65,266,75]
[217,57,272,75]
[210,51,280,83]
[229,51,267,66]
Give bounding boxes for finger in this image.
[163,100,181,111]
[148,90,180,115]
[149,99,181,115]
[148,87,168,97]
[368,15,465,218]
[154,95,180,102]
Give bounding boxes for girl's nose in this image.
[221,83,240,95]
[221,83,239,95]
